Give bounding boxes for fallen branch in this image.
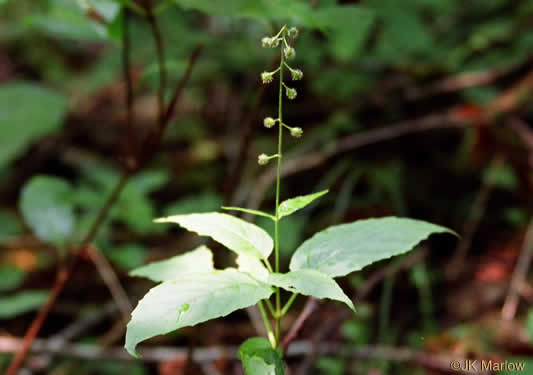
[0,336,477,374]
[280,297,318,351]
[502,217,533,321]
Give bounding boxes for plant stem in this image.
[265,299,277,317]
[273,29,286,348]
[281,293,298,316]
[258,301,276,346]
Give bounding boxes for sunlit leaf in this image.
[278,190,328,219]
[237,254,269,282]
[290,217,455,278]
[268,269,355,311]
[155,213,273,259]
[223,206,275,220]
[125,269,273,356]
[130,245,214,282]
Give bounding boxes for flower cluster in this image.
[258,25,304,166]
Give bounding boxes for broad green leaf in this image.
[278,190,328,219]
[268,269,354,311]
[0,266,26,292]
[155,213,273,259]
[107,244,147,271]
[315,6,375,61]
[20,176,75,247]
[125,269,273,356]
[130,245,214,282]
[290,217,455,278]
[0,209,23,242]
[237,255,269,282]
[222,207,275,220]
[0,83,66,167]
[171,0,317,27]
[26,0,120,41]
[238,337,284,375]
[0,290,49,319]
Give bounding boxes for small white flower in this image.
[261,71,274,84]
[291,69,303,80]
[290,127,303,138]
[288,27,299,39]
[261,37,272,48]
[258,153,269,165]
[284,46,296,60]
[264,117,276,128]
[285,87,297,100]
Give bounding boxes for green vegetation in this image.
[1,0,532,374]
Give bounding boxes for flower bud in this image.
[288,27,299,39]
[291,69,303,80]
[263,117,276,128]
[258,153,269,165]
[285,87,297,100]
[261,37,272,48]
[290,127,303,138]
[261,71,274,84]
[261,36,279,48]
[284,46,296,60]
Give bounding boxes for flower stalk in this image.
[258,24,303,348]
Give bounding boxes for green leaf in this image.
[0,209,23,242]
[20,175,75,247]
[155,213,273,260]
[238,337,285,375]
[484,163,518,191]
[26,0,120,41]
[237,255,269,282]
[290,217,455,278]
[170,0,317,27]
[0,290,49,319]
[130,245,214,282]
[125,269,273,356]
[278,190,328,219]
[315,6,375,61]
[0,266,26,292]
[107,244,147,271]
[268,269,354,311]
[0,83,66,167]
[222,207,275,220]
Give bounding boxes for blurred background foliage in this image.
[1,0,533,374]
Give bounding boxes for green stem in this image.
[265,299,277,317]
[258,301,276,347]
[280,293,298,317]
[273,31,286,348]
[263,258,274,273]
